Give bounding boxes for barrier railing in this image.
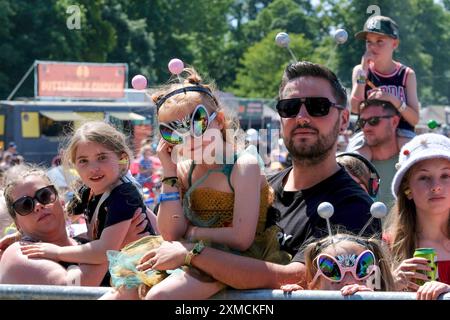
[1,285,449,300]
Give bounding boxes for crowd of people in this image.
[0,15,449,301]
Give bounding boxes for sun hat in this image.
[391,133,450,198]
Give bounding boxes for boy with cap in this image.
[348,16,420,160]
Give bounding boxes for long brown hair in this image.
[384,170,450,267]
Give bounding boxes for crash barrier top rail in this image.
[0,285,449,300]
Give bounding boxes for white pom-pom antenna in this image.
[326,28,348,67]
[370,202,388,219]
[358,202,388,236]
[334,28,348,44]
[275,32,290,48]
[317,202,334,219]
[275,32,298,63]
[317,202,334,239]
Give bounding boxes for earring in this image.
[404,188,412,197]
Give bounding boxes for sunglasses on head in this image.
[311,250,376,286]
[276,97,345,118]
[357,115,393,128]
[159,104,217,145]
[12,185,58,216]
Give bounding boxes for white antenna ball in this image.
[275,32,290,48]
[317,202,334,219]
[370,202,388,219]
[334,29,348,44]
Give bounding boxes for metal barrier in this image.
[1,285,449,300]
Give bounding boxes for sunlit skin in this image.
[395,158,450,300]
[407,158,450,217]
[359,107,398,148]
[74,141,124,195]
[280,77,348,161]
[10,175,68,244]
[364,33,399,68]
[158,100,228,165]
[280,241,375,295]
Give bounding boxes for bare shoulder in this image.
[353,64,363,73]
[0,242,67,285]
[177,159,192,187]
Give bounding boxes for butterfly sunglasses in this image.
[159,104,217,145]
[310,250,376,286]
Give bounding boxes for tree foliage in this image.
[0,0,448,105]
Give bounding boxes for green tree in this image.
[103,0,156,85]
[233,31,318,98]
[0,0,116,98]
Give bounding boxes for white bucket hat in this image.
[391,133,450,198]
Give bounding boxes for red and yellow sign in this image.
[36,61,127,99]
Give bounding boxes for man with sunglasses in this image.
[141,62,379,290]
[347,99,405,207]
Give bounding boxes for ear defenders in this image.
[336,152,380,198]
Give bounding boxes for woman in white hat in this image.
[384,133,450,299]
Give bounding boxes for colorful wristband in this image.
[158,192,180,202]
[356,75,367,84]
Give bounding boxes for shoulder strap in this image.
[87,179,123,240]
[187,161,196,188]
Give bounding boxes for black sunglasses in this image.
[276,97,345,118]
[357,115,393,128]
[12,185,58,216]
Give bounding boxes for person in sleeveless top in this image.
[384,133,450,299]
[99,67,290,300]
[349,15,420,160]
[18,122,157,286]
[0,163,148,285]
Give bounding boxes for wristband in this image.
[398,101,407,113]
[356,75,367,84]
[162,176,180,188]
[158,192,180,202]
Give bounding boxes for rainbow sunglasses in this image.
[310,250,376,286]
[159,104,217,145]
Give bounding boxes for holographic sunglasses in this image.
[311,250,376,286]
[159,104,217,145]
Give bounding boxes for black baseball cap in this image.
[355,16,399,40]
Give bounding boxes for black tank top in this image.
[364,62,413,132]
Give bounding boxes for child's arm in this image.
[3,243,107,286]
[186,154,262,251]
[367,70,419,126]
[20,218,132,264]
[350,64,367,114]
[156,140,189,240]
[399,69,420,126]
